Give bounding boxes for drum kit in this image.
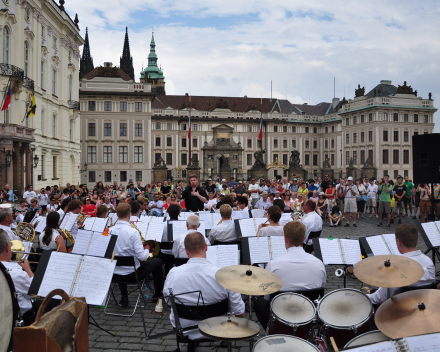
[196,254,440,352]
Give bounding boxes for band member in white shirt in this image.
[301,200,323,252]
[367,224,435,305]
[164,232,245,348]
[110,203,163,307]
[273,199,293,227]
[65,200,82,240]
[172,215,210,258]
[57,198,71,220]
[39,212,66,252]
[257,206,284,237]
[0,208,22,241]
[208,204,237,243]
[254,221,326,330]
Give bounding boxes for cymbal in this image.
[375,289,440,339]
[353,255,424,288]
[199,316,260,341]
[215,265,282,296]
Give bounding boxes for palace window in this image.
[120,123,127,136]
[119,146,128,163]
[135,123,142,136]
[167,137,172,147]
[87,146,96,163]
[88,123,95,136]
[104,123,111,136]
[135,102,142,112]
[88,101,96,111]
[104,101,112,111]
[103,146,112,163]
[134,146,143,163]
[120,102,127,111]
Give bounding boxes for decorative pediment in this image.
[24,28,35,40]
[212,123,233,131]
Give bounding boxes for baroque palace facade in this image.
[0,0,83,193]
[79,32,436,187]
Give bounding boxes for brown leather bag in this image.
[14,289,89,352]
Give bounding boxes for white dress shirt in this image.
[172,229,211,258]
[208,220,237,243]
[110,220,150,275]
[204,199,217,210]
[266,246,326,294]
[57,208,65,218]
[259,226,284,237]
[0,224,22,241]
[2,261,33,315]
[39,229,61,250]
[279,213,293,227]
[163,257,245,340]
[255,198,272,209]
[302,211,323,245]
[367,250,435,305]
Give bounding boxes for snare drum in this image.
[253,334,319,352]
[317,289,374,348]
[344,330,390,348]
[0,262,19,352]
[268,293,316,341]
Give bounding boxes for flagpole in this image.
[260,96,263,151]
[21,93,31,124]
[1,77,11,122]
[188,94,191,166]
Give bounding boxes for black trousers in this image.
[159,251,175,278]
[112,258,163,297]
[254,297,270,331]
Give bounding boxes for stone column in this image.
[153,165,168,184]
[6,148,13,189]
[25,148,32,187]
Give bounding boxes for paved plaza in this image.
[88,215,439,352]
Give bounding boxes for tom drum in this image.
[344,330,390,348]
[253,334,319,352]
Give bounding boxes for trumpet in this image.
[129,221,160,261]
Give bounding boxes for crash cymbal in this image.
[375,289,440,339]
[215,265,282,296]
[199,315,260,341]
[353,255,424,288]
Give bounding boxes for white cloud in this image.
[67,0,440,129]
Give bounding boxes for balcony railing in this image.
[24,76,34,91]
[0,123,35,142]
[68,100,80,110]
[0,63,24,81]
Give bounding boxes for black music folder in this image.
[313,238,362,265]
[241,236,287,265]
[418,222,440,249]
[71,229,117,259]
[359,233,399,257]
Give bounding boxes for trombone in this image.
[11,239,41,264]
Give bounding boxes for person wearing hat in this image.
[81,197,96,216]
[289,178,299,193]
[343,176,358,227]
[316,192,327,217]
[235,181,246,195]
[274,190,282,200]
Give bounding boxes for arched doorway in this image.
[266,157,288,180]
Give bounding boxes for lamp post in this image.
[24,154,39,172]
[79,163,88,173]
[0,150,12,170]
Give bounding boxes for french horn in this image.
[13,222,36,242]
[130,221,160,261]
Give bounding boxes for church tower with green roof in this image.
[140,30,166,95]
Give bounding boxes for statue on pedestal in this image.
[364,157,373,168]
[289,148,301,169]
[322,157,331,169]
[252,149,266,169]
[154,155,166,167]
[188,154,199,167]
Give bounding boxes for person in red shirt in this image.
[81,197,96,216]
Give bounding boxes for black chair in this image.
[175,258,189,267]
[213,240,241,250]
[270,287,325,301]
[304,230,322,253]
[397,281,439,294]
[170,296,229,352]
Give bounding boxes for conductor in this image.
[176,174,208,212]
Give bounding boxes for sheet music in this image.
[91,218,107,232]
[382,234,399,255]
[130,216,139,222]
[254,218,268,229]
[31,216,40,226]
[206,246,218,266]
[239,218,258,237]
[212,213,222,224]
[107,213,118,223]
[60,213,70,229]
[34,217,47,233]
[72,255,116,306]
[83,217,95,231]
[269,236,287,260]
[22,241,33,259]
[318,238,343,264]
[87,232,111,258]
[340,239,362,265]
[366,235,392,255]
[150,216,165,224]
[64,214,79,231]
[138,216,151,224]
[135,222,149,238]
[421,222,440,247]
[145,222,165,242]
[71,230,93,255]
[198,212,213,229]
[38,252,81,297]
[251,209,265,218]
[234,210,250,219]
[248,236,270,264]
[172,221,188,241]
[217,245,239,268]
[198,220,206,235]
[406,332,440,352]
[339,341,396,352]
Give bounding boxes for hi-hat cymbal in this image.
[199,316,260,341]
[353,255,424,288]
[215,265,282,296]
[375,289,440,339]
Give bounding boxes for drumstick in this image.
[330,337,339,352]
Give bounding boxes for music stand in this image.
[417,223,440,267]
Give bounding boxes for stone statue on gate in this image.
[220,154,230,169]
[188,154,199,167]
[322,157,331,169]
[253,149,266,168]
[349,157,354,168]
[364,157,373,168]
[289,148,301,169]
[154,155,166,167]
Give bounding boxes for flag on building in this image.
[26,94,37,118]
[1,83,11,111]
[258,117,263,140]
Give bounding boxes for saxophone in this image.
[129,221,160,261]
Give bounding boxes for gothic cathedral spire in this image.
[79,27,94,79]
[120,27,135,80]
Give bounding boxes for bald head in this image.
[184,231,207,258]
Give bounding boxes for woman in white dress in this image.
[39,212,67,252]
[257,206,283,237]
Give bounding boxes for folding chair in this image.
[304,230,322,254]
[175,257,189,267]
[270,287,325,301]
[104,256,148,335]
[167,290,229,352]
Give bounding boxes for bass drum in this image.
[253,334,319,352]
[317,289,375,348]
[344,330,390,348]
[0,262,19,352]
[268,293,316,341]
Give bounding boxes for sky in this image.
[66,0,440,131]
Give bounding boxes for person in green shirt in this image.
[377,176,393,227]
[403,176,414,217]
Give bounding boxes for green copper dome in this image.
[140,32,165,80]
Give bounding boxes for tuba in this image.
[13,222,36,242]
[130,222,160,261]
